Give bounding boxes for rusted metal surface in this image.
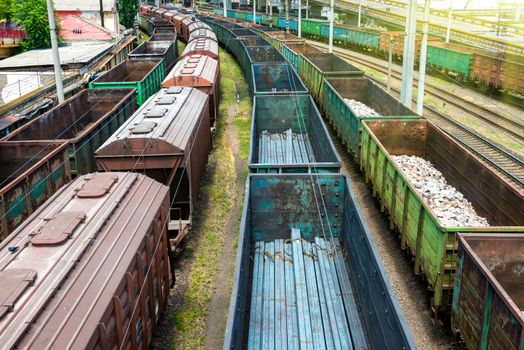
[150,32,177,42]
[452,233,524,350]
[2,89,137,176]
[182,38,219,60]
[0,140,71,241]
[0,172,171,349]
[169,13,189,35]
[129,40,178,74]
[188,28,218,44]
[161,54,220,126]
[472,52,524,94]
[180,17,196,42]
[96,87,211,248]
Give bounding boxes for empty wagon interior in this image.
[252,64,307,93]
[130,41,172,55]
[230,28,255,37]
[251,95,339,165]
[464,236,524,310]
[0,143,57,185]
[95,60,161,82]
[286,43,322,55]
[364,119,524,226]
[227,175,415,349]
[326,77,415,116]
[246,46,285,63]
[239,36,270,46]
[304,53,362,73]
[6,90,133,141]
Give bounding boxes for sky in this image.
[428,0,524,10]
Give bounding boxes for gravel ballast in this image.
[343,98,380,117]
[392,155,489,227]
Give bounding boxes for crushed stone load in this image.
[258,129,315,164]
[343,98,381,117]
[392,155,489,227]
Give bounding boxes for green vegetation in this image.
[117,0,140,29]
[12,0,58,50]
[172,48,251,349]
[0,0,13,22]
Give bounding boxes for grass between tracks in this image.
[171,48,251,349]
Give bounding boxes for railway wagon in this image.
[149,16,175,35]
[188,28,218,44]
[261,31,303,52]
[240,46,285,76]
[1,89,137,176]
[359,119,524,314]
[426,42,475,79]
[320,24,380,51]
[301,18,329,39]
[182,37,219,60]
[0,141,70,240]
[323,77,418,160]
[138,14,155,35]
[250,62,308,97]
[299,53,364,110]
[0,172,171,349]
[169,12,189,34]
[472,51,524,94]
[89,59,165,106]
[246,12,263,24]
[229,35,269,67]
[451,233,524,350]
[225,174,416,349]
[281,42,322,71]
[96,87,212,248]
[180,17,196,42]
[161,54,220,126]
[150,32,178,42]
[128,41,178,75]
[187,21,212,36]
[249,94,340,173]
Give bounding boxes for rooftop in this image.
[54,0,114,12]
[58,15,113,41]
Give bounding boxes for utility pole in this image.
[46,0,64,103]
[328,0,334,53]
[400,0,416,107]
[113,1,120,38]
[223,0,227,17]
[416,0,430,115]
[253,0,256,23]
[285,0,289,33]
[306,0,308,18]
[269,0,272,27]
[358,4,361,27]
[445,0,452,43]
[100,0,105,28]
[387,34,393,92]
[298,0,302,37]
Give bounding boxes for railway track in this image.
[309,42,524,144]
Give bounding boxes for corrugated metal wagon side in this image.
[2,89,137,176]
[323,76,419,160]
[0,172,171,349]
[359,118,524,315]
[0,140,70,240]
[281,42,322,72]
[224,174,416,349]
[451,233,524,350]
[249,94,341,173]
[89,59,165,105]
[299,53,364,111]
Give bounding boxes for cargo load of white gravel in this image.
[392,155,489,227]
[343,98,380,117]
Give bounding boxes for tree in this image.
[0,0,14,23]
[13,0,58,50]
[118,0,140,29]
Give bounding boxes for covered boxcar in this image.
[161,54,220,126]
[224,174,416,349]
[182,37,219,60]
[0,172,171,349]
[188,28,218,43]
[95,87,212,248]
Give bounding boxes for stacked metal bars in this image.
[258,129,315,164]
[248,229,368,349]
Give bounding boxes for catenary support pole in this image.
[387,34,393,92]
[400,0,416,107]
[416,0,430,115]
[285,0,290,32]
[328,0,334,53]
[46,0,64,103]
[253,0,256,23]
[358,4,361,27]
[298,0,302,37]
[306,0,308,18]
[445,0,453,43]
[224,0,227,17]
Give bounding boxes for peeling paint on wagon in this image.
[359,119,524,314]
[0,141,70,240]
[2,89,137,176]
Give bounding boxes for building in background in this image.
[55,0,120,34]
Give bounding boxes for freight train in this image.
[215,8,524,96]
[199,10,524,350]
[0,9,221,348]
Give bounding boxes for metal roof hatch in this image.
[77,173,118,198]
[30,211,86,246]
[0,269,37,319]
